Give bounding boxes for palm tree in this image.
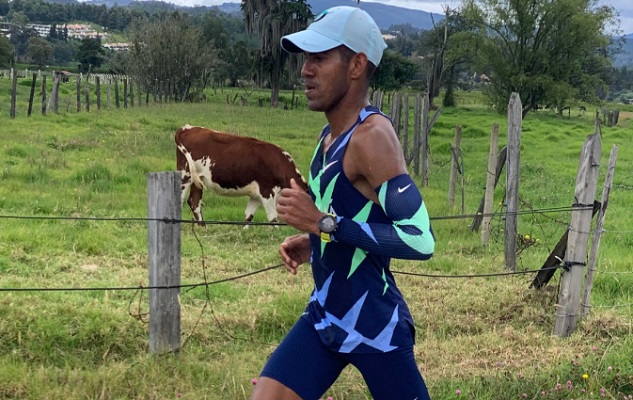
[242,0,312,108]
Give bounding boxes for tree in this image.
[200,10,255,87]
[0,34,12,67]
[51,39,76,65]
[124,13,218,101]
[458,0,618,117]
[242,0,312,107]
[0,0,10,16]
[77,37,104,72]
[8,10,29,26]
[9,25,38,61]
[370,50,417,91]
[28,36,53,67]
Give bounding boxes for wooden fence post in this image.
[391,92,401,141]
[481,123,500,245]
[41,74,47,115]
[123,79,128,108]
[130,79,135,108]
[581,144,617,318]
[10,68,17,119]
[47,73,60,114]
[448,125,463,210]
[85,77,90,112]
[554,130,602,337]
[76,74,82,112]
[531,202,600,289]
[107,79,111,109]
[505,92,522,270]
[471,146,507,232]
[420,93,441,186]
[147,171,181,354]
[410,94,421,171]
[27,73,37,117]
[420,92,429,183]
[115,79,120,108]
[137,81,142,108]
[402,94,409,152]
[96,76,101,110]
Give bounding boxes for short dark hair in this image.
[337,45,377,82]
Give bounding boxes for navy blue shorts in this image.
[260,317,431,400]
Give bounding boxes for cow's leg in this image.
[243,197,261,229]
[187,184,205,227]
[180,172,192,207]
[261,194,279,228]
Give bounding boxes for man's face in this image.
[301,47,352,112]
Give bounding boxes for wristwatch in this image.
[318,214,338,243]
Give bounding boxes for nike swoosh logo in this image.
[398,184,412,193]
[322,160,338,173]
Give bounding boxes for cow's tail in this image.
[176,128,204,190]
[183,150,204,189]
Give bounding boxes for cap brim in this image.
[281,29,342,54]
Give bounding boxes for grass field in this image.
[0,77,632,399]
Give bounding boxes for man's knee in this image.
[250,377,303,400]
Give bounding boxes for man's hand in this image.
[279,234,311,275]
[277,179,322,235]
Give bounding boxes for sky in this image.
[356,0,633,34]
[190,0,633,35]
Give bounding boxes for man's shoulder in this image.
[353,112,397,141]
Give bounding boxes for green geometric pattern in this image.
[378,181,431,254]
[347,201,373,279]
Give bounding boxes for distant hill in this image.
[305,1,444,31]
[190,1,444,31]
[76,0,442,30]
[614,34,633,67]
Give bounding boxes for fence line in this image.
[4,68,204,119]
[0,204,595,225]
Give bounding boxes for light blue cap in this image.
[281,6,387,67]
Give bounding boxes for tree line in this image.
[0,0,631,114]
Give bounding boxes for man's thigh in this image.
[255,318,347,400]
[350,345,431,400]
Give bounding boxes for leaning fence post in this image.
[581,143,617,319]
[554,129,602,337]
[448,125,462,210]
[481,123,500,245]
[420,92,430,184]
[41,74,47,115]
[505,92,522,270]
[27,73,37,116]
[147,171,181,354]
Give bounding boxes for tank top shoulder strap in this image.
[319,106,389,141]
[359,105,390,123]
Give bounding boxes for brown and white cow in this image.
[175,124,308,226]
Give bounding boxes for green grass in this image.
[0,78,632,399]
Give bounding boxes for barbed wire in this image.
[0,263,284,293]
[582,302,633,309]
[0,204,595,226]
[4,262,631,294]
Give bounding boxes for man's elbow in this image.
[414,237,434,260]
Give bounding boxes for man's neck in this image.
[325,95,370,139]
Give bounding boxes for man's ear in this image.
[349,52,369,80]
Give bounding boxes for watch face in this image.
[320,216,336,233]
